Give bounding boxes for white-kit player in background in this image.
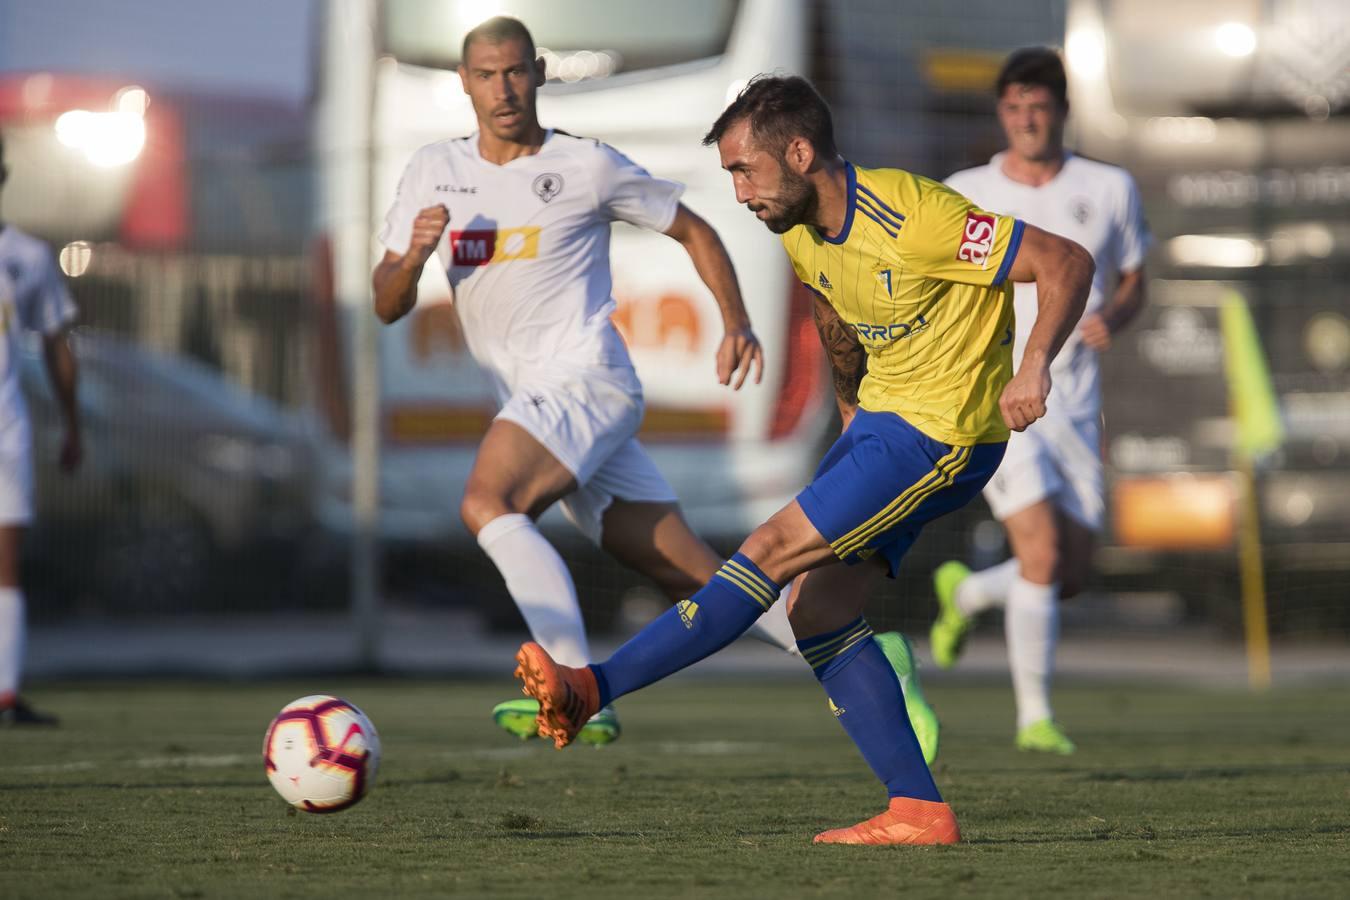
[371,16,803,745]
[0,135,83,726]
[931,47,1151,754]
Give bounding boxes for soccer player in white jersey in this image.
[373,16,819,745]
[931,48,1151,754]
[0,136,83,726]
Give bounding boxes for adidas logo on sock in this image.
[676,599,699,629]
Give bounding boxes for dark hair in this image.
[996,47,1068,108]
[461,16,535,63]
[702,74,838,159]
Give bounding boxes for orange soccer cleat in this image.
[813,797,961,846]
[513,642,601,749]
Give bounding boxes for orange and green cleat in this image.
[813,797,961,846]
[492,697,622,746]
[513,642,601,750]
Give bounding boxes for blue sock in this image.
[590,553,779,707]
[798,617,942,802]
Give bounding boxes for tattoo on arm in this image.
[811,294,865,408]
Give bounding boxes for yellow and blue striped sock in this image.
[798,617,942,802]
[591,553,779,706]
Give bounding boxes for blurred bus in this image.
[1065,0,1350,627]
[314,0,830,550]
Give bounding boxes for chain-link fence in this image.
[8,0,1349,663]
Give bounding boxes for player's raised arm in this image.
[1000,224,1094,431]
[372,204,450,324]
[809,289,865,430]
[663,204,764,389]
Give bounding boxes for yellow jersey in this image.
[782,163,1024,445]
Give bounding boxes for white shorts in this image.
[983,411,1104,531]
[493,365,677,545]
[0,418,34,526]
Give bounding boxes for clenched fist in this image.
[999,363,1051,432]
[405,204,450,269]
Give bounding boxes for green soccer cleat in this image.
[1016,719,1077,755]
[492,698,544,740]
[576,704,621,747]
[492,699,623,746]
[873,632,939,767]
[929,560,973,670]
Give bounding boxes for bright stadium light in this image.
[1215,22,1257,58]
[54,109,146,167]
[1065,27,1106,79]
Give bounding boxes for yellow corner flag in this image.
[1220,293,1285,461]
[1219,291,1283,691]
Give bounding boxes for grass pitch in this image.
[3,674,1348,899]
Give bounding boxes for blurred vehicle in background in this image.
[0,72,308,256]
[314,0,831,564]
[0,70,331,619]
[1065,0,1350,630]
[0,72,314,412]
[18,333,334,616]
[0,75,184,250]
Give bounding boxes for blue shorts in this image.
[797,408,1006,576]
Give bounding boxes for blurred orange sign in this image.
[1113,474,1238,550]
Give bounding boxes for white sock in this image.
[955,558,1019,617]
[0,587,24,704]
[745,593,798,654]
[476,514,591,668]
[1005,577,1059,730]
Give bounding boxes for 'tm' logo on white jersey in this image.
[449,227,541,267]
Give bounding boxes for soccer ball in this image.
[263,695,381,813]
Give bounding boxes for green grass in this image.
[3,676,1349,899]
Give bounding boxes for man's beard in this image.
[761,169,818,234]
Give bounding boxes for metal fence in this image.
[11,0,1350,657]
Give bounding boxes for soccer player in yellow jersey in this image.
[514,75,1094,845]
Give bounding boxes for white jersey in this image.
[0,225,78,431]
[946,152,1150,419]
[379,130,683,384]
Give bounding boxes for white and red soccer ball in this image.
[263,695,381,813]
